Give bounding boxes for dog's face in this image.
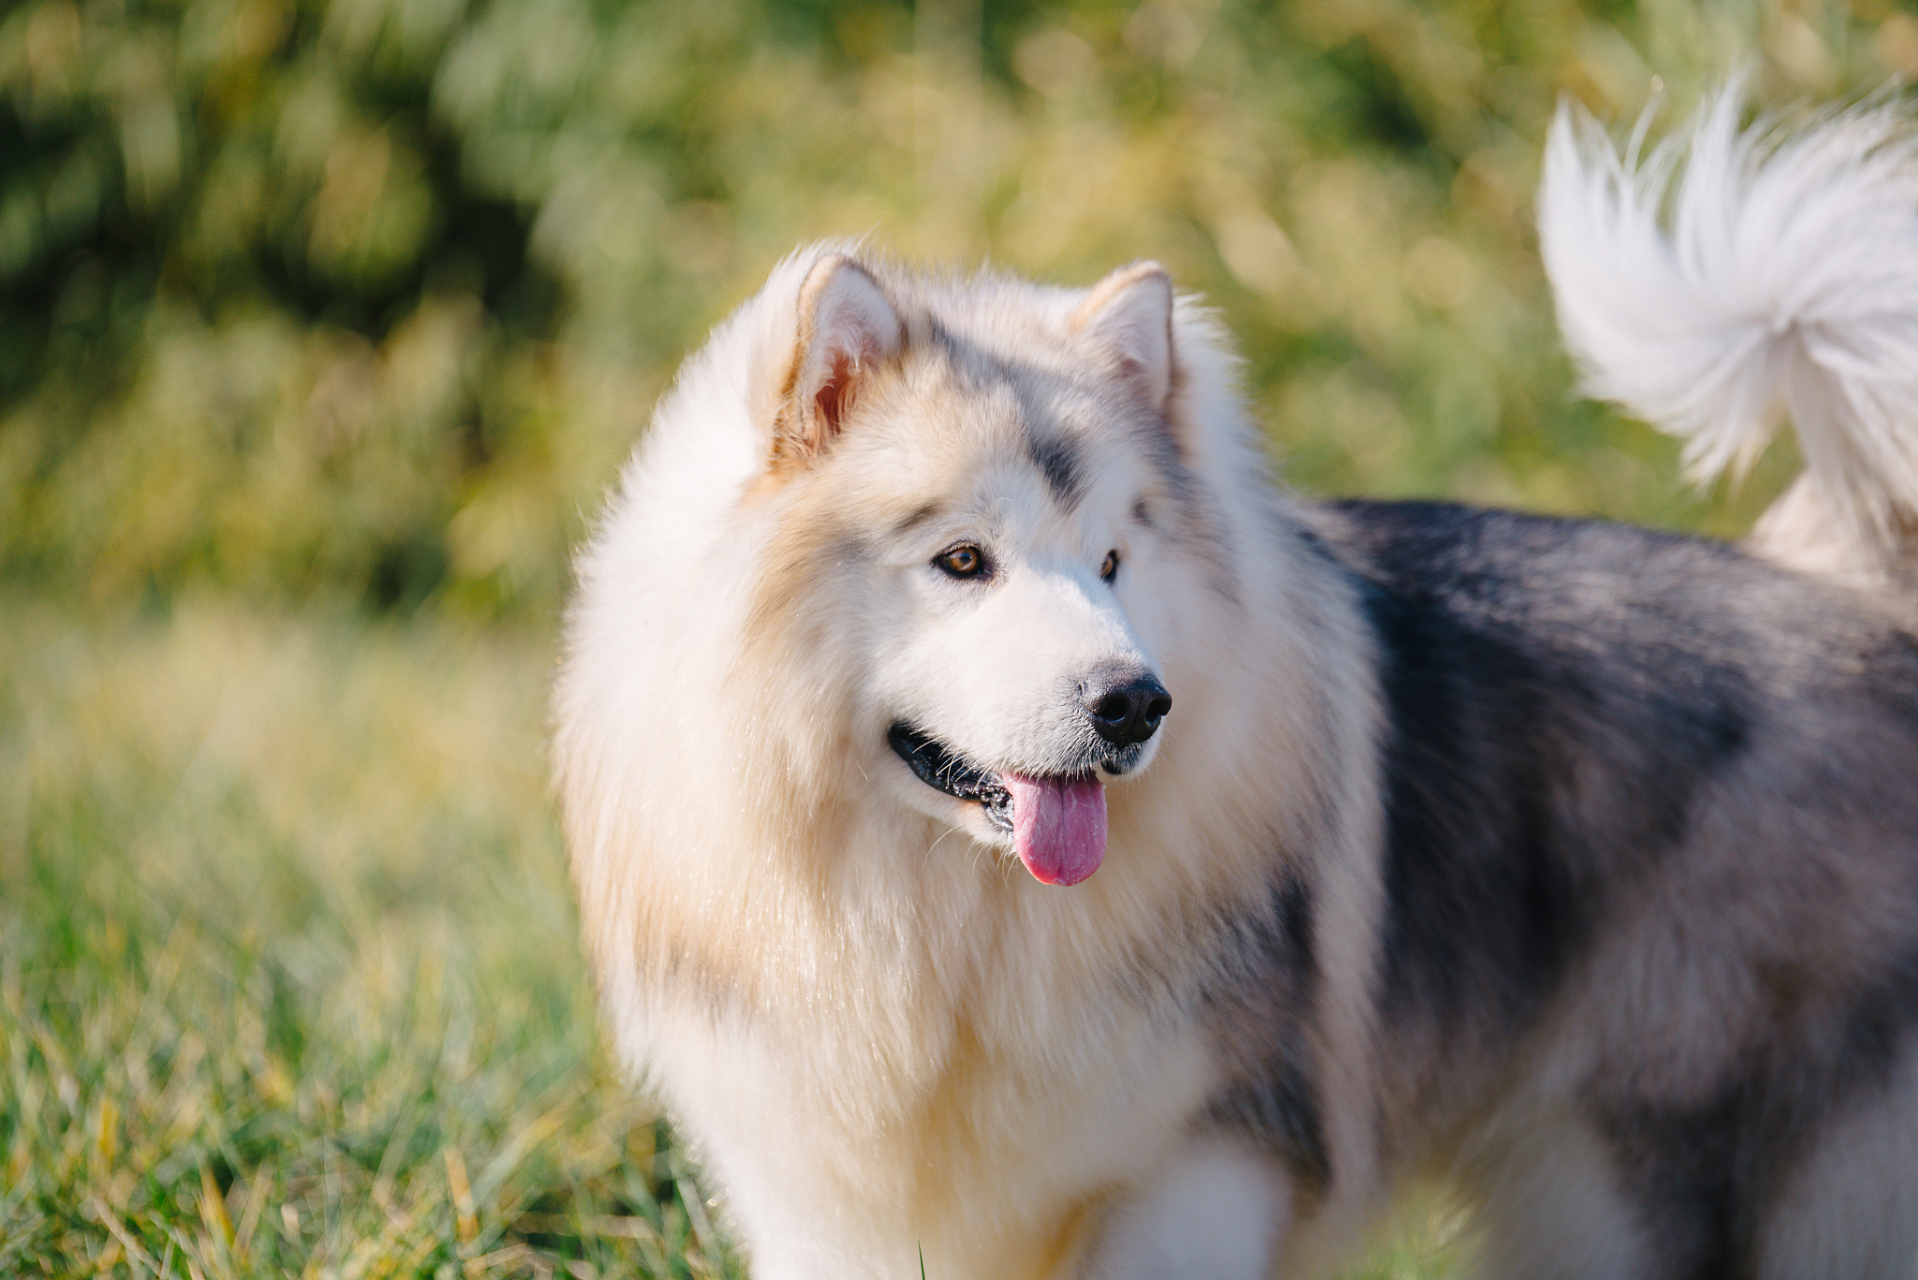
[753,254,1186,884]
[863,390,1174,886]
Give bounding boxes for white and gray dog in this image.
[553,85,1918,1278]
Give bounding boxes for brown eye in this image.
[1100,550,1120,583]
[936,544,987,579]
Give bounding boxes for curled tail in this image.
[1539,82,1918,590]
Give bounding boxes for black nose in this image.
[1083,671,1172,747]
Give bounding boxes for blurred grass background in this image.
[2,0,1911,1275]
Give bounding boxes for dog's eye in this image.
[935,544,988,579]
[1100,550,1120,583]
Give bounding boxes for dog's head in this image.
[732,249,1211,885]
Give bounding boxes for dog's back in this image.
[1316,497,1918,1275]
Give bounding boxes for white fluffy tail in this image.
[1540,83,1918,585]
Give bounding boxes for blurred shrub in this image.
[2,0,1910,618]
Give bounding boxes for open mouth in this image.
[887,722,1107,886]
[887,723,1015,830]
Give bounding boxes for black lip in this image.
[887,723,1013,832]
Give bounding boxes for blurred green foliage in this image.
[4,0,1910,618]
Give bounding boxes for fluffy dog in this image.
[553,86,1918,1278]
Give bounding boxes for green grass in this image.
[1,599,735,1279]
[0,596,1460,1278]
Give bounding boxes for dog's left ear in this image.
[1072,261,1174,413]
[776,254,903,465]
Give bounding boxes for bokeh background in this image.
[3,0,1912,1275]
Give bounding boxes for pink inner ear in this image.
[789,257,902,455]
[814,351,859,435]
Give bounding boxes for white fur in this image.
[1458,1107,1653,1280]
[1540,83,1918,559]
[1758,1035,1918,1279]
[1087,1140,1289,1280]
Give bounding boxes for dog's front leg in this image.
[1079,1138,1290,1280]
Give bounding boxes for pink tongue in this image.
[1003,774,1106,885]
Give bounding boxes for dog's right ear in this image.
[773,255,902,467]
[1072,260,1174,414]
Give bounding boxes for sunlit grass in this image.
[1345,1191,1473,1280]
[1,599,735,1279]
